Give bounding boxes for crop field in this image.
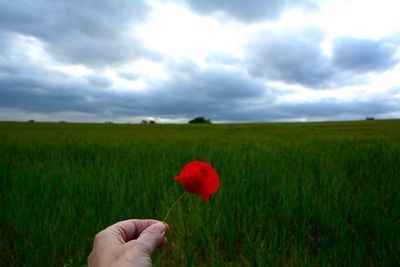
[0,120,399,266]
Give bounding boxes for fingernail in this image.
[163,222,169,232]
[153,223,166,235]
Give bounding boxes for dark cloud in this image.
[1,60,399,122]
[118,72,140,81]
[245,29,400,88]
[246,28,336,88]
[0,81,97,115]
[0,61,98,114]
[1,1,399,122]
[332,37,398,72]
[104,63,273,120]
[1,42,399,122]
[185,0,316,23]
[86,75,112,88]
[0,55,275,121]
[144,66,270,119]
[0,33,12,55]
[277,99,397,118]
[0,0,151,67]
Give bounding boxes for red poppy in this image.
[175,160,220,201]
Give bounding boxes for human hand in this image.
[88,219,168,267]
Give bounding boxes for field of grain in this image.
[0,120,399,266]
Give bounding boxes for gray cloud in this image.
[0,63,98,114]
[1,42,399,123]
[245,28,400,88]
[1,59,399,122]
[1,1,399,123]
[143,66,271,120]
[246,28,336,88]
[185,0,317,23]
[0,55,274,121]
[0,0,151,67]
[118,72,140,81]
[86,74,112,88]
[277,99,397,118]
[332,37,398,73]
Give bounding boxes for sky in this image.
[0,0,399,123]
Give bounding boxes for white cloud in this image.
[316,0,400,40]
[139,2,247,66]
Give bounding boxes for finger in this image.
[159,236,168,248]
[134,222,167,254]
[107,219,162,244]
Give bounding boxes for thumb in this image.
[134,223,167,254]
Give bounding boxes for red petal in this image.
[175,160,220,201]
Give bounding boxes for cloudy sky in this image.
[1,0,399,123]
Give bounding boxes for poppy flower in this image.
[175,160,220,201]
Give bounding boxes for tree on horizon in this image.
[189,117,212,124]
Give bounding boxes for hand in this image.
[88,219,168,267]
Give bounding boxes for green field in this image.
[0,120,399,266]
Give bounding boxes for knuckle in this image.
[87,253,93,265]
[94,231,107,243]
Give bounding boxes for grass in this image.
[0,120,399,266]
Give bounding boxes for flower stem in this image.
[163,191,187,223]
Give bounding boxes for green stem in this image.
[163,191,187,223]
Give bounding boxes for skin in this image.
[88,219,168,267]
